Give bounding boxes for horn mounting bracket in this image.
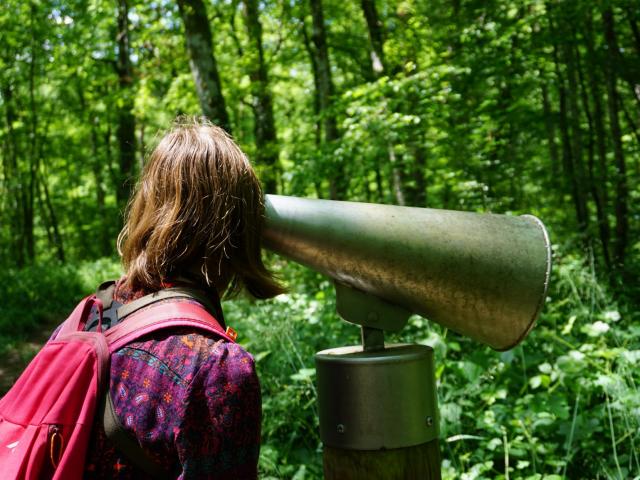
[334,282,412,351]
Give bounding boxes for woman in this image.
[84,117,283,478]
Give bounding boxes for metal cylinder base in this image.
[315,343,438,451]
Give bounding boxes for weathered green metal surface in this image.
[316,344,438,450]
[263,195,552,351]
[335,282,411,333]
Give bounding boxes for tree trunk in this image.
[618,10,640,110]
[388,145,406,206]
[564,34,589,233]
[360,1,412,205]
[585,15,613,270]
[541,83,560,183]
[602,8,629,268]
[177,0,231,133]
[324,441,441,479]
[576,40,611,269]
[139,122,146,171]
[627,8,640,58]
[502,37,521,209]
[412,144,427,206]
[1,84,25,267]
[243,0,279,193]
[361,0,385,77]
[25,4,39,262]
[115,0,137,210]
[105,124,115,185]
[91,117,111,256]
[550,10,588,234]
[621,102,640,148]
[309,0,345,199]
[555,57,584,231]
[301,18,322,148]
[375,159,384,203]
[38,173,65,262]
[309,0,337,142]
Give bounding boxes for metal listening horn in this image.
[262,195,551,351]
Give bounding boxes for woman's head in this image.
[117,117,284,299]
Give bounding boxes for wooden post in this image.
[323,439,441,479]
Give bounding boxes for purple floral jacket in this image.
[75,278,261,479]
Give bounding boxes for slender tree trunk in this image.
[564,35,589,233]
[628,8,640,58]
[360,1,412,205]
[555,54,584,231]
[227,5,245,57]
[576,42,612,270]
[77,77,110,255]
[1,84,25,266]
[541,83,560,182]
[602,8,629,267]
[616,10,640,111]
[177,0,231,132]
[412,144,427,206]
[585,15,613,269]
[309,0,345,199]
[91,118,110,256]
[388,148,407,205]
[34,112,64,262]
[361,0,385,77]
[388,145,406,206]
[375,159,384,203]
[105,124,115,185]
[364,174,372,202]
[38,173,65,262]
[139,123,146,171]
[26,4,40,262]
[621,103,640,147]
[243,0,279,193]
[301,19,322,148]
[309,0,337,141]
[505,33,523,209]
[115,0,137,210]
[622,10,640,127]
[585,16,609,201]
[35,181,54,251]
[550,9,588,234]
[301,13,327,200]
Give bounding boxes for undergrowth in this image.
[231,248,639,479]
[0,258,122,355]
[0,251,638,479]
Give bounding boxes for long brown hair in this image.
[117,117,284,299]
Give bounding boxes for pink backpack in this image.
[0,289,234,479]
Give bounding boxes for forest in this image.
[1,0,639,478]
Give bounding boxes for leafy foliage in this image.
[1,0,639,478]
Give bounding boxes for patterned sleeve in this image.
[176,342,262,479]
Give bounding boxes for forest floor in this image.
[0,316,60,395]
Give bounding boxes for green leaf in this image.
[290,368,316,382]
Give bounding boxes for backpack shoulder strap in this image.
[56,295,102,338]
[100,295,234,478]
[104,301,235,351]
[114,286,224,326]
[100,392,171,479]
